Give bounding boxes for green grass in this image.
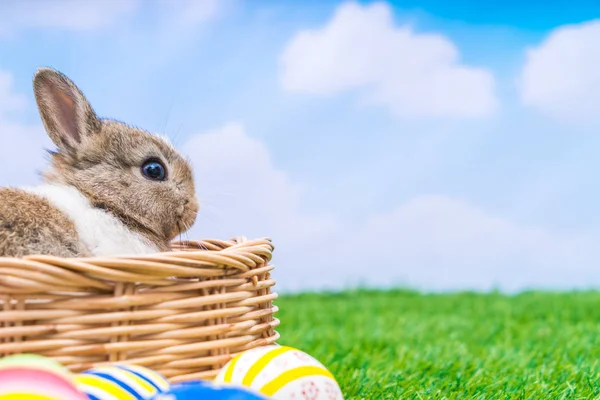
[275,290,600,399]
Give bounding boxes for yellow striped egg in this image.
[74,364,170,400]
[215,345,344,400]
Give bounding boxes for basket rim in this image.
[0,236,273,260]
[0,237,276,286]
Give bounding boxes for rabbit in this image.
[0,68,199,258]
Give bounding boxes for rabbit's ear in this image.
[33,68,100,153]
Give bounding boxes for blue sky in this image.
[2,0,600,292]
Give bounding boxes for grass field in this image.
[275,290,600,399]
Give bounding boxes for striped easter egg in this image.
[151,380,270,399]
[0,365,87,400]
[215,345,344,400]
[75,364,171,400]
[0,354,73,379]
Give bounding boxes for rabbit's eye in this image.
[141,159,167,181]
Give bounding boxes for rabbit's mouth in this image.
[170,201,199,241]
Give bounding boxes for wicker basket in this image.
[0,237,279,383]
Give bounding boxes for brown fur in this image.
[0,68,199,257]
[0,188,90,257]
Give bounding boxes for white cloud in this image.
[184,123,337,248]
[520,20,600,126]
[279,2,498,118]
[185,123,599,293]
[0,0,224,38]
[154,0,223,47]
[0,0,140,36]
[0,70,50,186]
[0,72,26,118]
[156,0,222,27]
[114,0,224,75]
[332,196,597,292]
[0,120,50,186]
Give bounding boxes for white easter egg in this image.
[215,345,344,400]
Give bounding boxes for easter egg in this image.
[75,364,171,400]
[151,380,269,400]
[0,354,72,379]
[0,355,87,400]
[215,345,344,400]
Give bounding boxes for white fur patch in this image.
[24,183,159,257]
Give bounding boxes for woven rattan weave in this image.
[0,237,279,382]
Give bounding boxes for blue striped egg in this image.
[150,380,269,400]
[74,364,170,400]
